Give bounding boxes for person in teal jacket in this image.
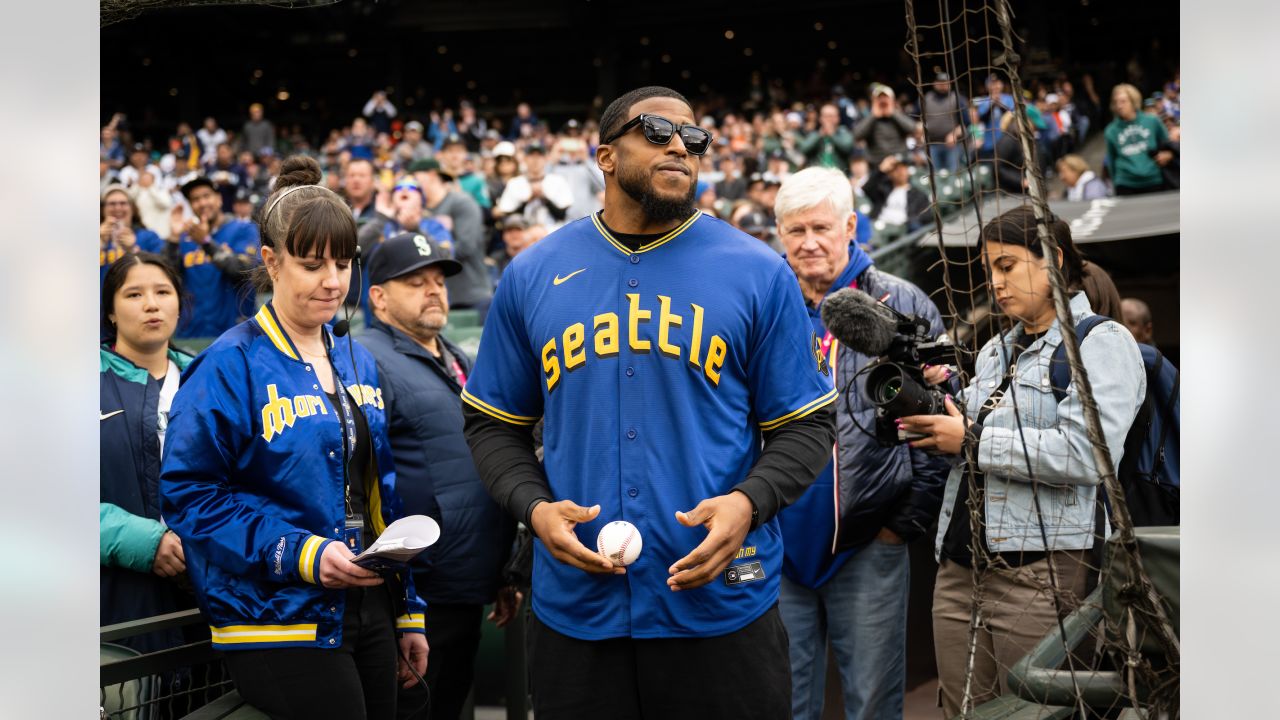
[1104,83,1174,195]
[100,252,194,653]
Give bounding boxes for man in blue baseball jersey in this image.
[462,86,837,719]
[164,177,260,338]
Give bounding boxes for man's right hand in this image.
[318,541,384,588]
[529,500,624,575]
[167,207,188,243]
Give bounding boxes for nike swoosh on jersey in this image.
[553,268,588,285]
[100,410,124,421]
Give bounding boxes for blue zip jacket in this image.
[359,318,516,605]
[160,303,427,650]
[778,251,950,588]
[101,345,195,652]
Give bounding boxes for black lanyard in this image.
[327,351,358,517]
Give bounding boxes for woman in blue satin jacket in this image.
[160,156,427,720]
[900,206,1145,717]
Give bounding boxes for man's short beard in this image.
[617,164,696,224]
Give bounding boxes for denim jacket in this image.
[934,292,1145,558]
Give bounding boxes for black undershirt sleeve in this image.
[462,404,552,528]
[732,403,837,529]
[463,401,836,532]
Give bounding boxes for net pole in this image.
[989,0,1181,687]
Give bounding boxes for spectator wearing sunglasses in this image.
[411,157,494,316]
[462,85,835,719]
[346,176,455,329]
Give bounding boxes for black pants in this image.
[396,603,484,720]
[527,604,792,720]
[221,586,399,720]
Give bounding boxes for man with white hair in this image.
[774,167,950,720]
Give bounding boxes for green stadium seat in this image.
[448,308,482,328]
[101,642,150,720]
[447,325,484,357]
[950,696,1074,720]
[179,690,269,720]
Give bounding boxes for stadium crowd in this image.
[100,69,1182,339]
[100,67,1179,720]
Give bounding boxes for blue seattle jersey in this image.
[462,211,835,640]
[174,220,260,338]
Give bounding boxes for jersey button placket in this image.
[626,428,637,440]
[629,254,640,264]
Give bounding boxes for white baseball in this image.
[596,520,643,567]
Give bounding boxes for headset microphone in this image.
[332,245,363,338]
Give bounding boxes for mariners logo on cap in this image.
[414,235,432,257]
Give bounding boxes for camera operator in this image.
[773,167,950,720]
[898,206,1145,716]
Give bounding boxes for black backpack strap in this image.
[1050,314,1110,403]
[1147,347,1179,481]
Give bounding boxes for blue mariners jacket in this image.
[160,303,427,650]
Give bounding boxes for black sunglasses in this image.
[603,114,713,156]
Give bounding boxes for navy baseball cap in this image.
[180,176,216,199]
[368,232,463,285]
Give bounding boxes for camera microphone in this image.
[820,287,898,357]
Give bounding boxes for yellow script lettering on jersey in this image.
[260,384,329,442]
[540,293,728,392]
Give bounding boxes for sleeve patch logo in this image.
[812,333,830,376]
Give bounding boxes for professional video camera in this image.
[820,287,959,447]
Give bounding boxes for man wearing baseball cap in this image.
[852,83,916,165]
[162,176,260,338]
[398,120,434,165]
[494,142,575,232]
[360,231,520,720]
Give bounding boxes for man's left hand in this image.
[667,491,754,592]
[397,632,429,689]
[487,586,524,628]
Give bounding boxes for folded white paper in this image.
[352,515,441,570]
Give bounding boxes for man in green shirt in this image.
[799,104,856,173]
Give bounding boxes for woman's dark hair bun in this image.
[275,155,323,190]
